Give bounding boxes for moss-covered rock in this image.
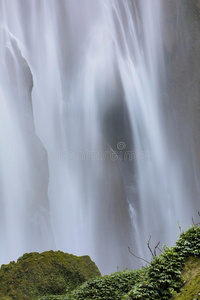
[173,257,200,300]
[0,251,100,300]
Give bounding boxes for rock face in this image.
[161,0,200,205]
[163,0,200,163]
[0,251,101,300]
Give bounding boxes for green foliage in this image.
[2,225,200,300]
[38,297,64,300]
[0,251,100,300]
[63,268,147,300]
[123,225,200,300]
[175,226,200,258]
[38,226,200,300]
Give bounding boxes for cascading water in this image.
[0,0,200,274]
[0,13,55,262]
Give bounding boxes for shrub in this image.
[123,226,200,300]
[0,251,100,300]
[63,268,147,300]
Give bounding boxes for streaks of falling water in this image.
[0,18,55,264]
[0,0,199,274]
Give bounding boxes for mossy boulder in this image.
[0,250,100,300]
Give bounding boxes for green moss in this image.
[173,257,200,300]
[0,251,100,300]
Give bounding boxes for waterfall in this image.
[0,0,199,274]
[0,13,55,262]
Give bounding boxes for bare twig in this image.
[128,247,150,264]
[147,236,161,259]
[147,236,154,258]
[157,246,163,253]
[154,241,160,257]
[191,214,200,226]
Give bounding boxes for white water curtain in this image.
[0,0,199,274]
